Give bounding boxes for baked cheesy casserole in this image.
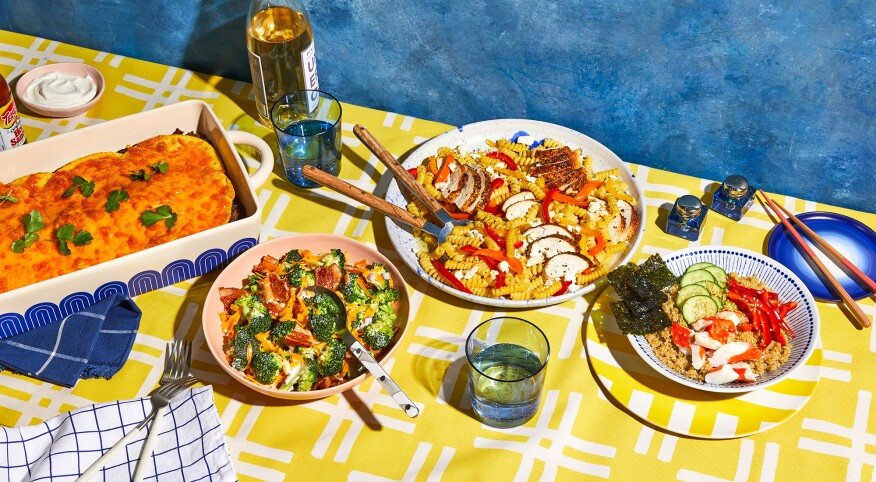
[0,133,235,293]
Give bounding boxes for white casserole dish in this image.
[0,100,273,338]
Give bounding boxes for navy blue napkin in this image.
[0,293,140,387]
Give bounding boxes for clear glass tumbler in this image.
[270,90,341,188]
[465,316,550,428]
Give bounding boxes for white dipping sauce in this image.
[24,72,97,108]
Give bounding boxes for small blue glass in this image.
[271,90,342,188]
[711,174,755,221]
[666,195,707,241]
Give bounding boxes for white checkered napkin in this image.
[0,386,237,482]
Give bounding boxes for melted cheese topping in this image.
[0,134,234,293]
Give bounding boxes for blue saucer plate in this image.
[767,211,876,302]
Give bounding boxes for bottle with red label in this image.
[0,73,26,151]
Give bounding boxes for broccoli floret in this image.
[283,249,303,264]
[233,294,263,319]
[320,249,346,273]
[340,273,371,305]
[308,313,336,343]
[295,356,319,391]
[230,329,255,371]
[365,263,390,290]
[287,264,315,288]
[305,292,341,342]
[248,312,273,335]
[270,321,297,341]
[243,273,262,293]
[317,337,346,377]
[251,351,282,385]
[362,304,397,350]
[351,308,366,329]
[373,286,399,305]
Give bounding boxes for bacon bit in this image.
[253,255,282,275]
[219,287,246,312]
[315,264,343,291]
[285,328,317,347]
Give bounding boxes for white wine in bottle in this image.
[247,0,320,127]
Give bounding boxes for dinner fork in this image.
[131,338,193,482]
[75,375,198,482]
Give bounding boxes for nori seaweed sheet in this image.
[607,255,677,335]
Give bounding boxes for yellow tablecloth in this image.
[1,30,874,481]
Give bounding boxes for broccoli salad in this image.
[218,248,401,391]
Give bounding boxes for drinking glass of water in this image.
[465,317,550,428]
[270,90,341,188]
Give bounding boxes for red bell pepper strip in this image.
[483,224,507,249]
[573,180,603,201]
[754,309,772,349]
[484,204,502,215]
[472,249,523,273]
[447,211,471,220]
[588,234,607,256]
[431,259,473,294]
[461,245,500,269]
[407,167,418,177]
[435,154,455,184]
[759,290,787,345]
[554,280,574,296]
[542,189,557,223]
[486,151,518,170]
[513,240,523,249]
[460,246,478,254]
[484,178,505,206]
[495,272,506,289]
[552,191,590,208]
[778,301,797,318]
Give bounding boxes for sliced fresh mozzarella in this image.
[691,344,707,370]
[693,331,723,350]
[543,253,590,280]
[501,191,536,212]
[504,199,539,220]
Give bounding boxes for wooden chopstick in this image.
[758,190,872,328]
[773,203,876,293]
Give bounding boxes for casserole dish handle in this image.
[226,130,274,188]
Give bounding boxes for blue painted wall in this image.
[2,0,874,214]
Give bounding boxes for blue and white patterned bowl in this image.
[627,246,820,393]
[385,119,646,308]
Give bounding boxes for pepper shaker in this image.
[711,174,755,221]
[666,195,707,241]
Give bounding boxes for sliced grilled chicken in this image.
[504,199,539,220]
[607,199,639,243]
[543,252,590,280]
[460,168,486,212]
[501,191,536,212]
[527,235,576,266]
[450,167,475,210]
[522,224,575,243]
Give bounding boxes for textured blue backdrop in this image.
[2,0,874,214]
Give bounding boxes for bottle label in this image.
[0,98,26,151]
[301,40,319,112]
[248,49,268,121]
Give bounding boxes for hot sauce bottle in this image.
[0,73,26,151]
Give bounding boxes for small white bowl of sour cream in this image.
[15,63,105,117]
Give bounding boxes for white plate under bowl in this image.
[385,119,646,308]
[627,245,820,393]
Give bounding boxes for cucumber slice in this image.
[675,284,710,307]
[696,280,725,301]
[685,262,716,273]
[703,265,728,288]
[679,269,717,287]
[681,295,719,323]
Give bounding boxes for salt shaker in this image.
[711,174,755,221]
[666,195,707,241]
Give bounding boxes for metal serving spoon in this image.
[305,285,419,418]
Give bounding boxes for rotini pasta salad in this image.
[405,133,640,301]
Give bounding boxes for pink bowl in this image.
[201,234,411,400]
[15,62,105,117]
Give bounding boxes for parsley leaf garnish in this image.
[0,192,19,205]
[150,161,169,174]
[130,169,152,181]
[56,223,93,256]
[62,176,95,198]
[105,188,131,213]
[10,210,45,253]
[140,205,177,230]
